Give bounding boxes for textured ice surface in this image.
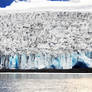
[0,11,92,69]
[0,12,92,55]
[9,55,19,69]
[0,51,92,69]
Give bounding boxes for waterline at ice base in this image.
[0,51,92,70]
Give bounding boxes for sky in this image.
[0,0,27,8]
[0,0,92,10]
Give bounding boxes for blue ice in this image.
[51,56,62,69]
[0,51,92,70]
[9,55,19,69]
[85,52,92,59]
[72,52,92,68]
[71,52,78,67]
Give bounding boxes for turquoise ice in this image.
[9,55,19,69]
[0,51,92,70]
[51,56,62,69]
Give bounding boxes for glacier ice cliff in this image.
[0,11,92,69]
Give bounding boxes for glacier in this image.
[0,52,92,69]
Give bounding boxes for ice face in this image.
[20,54,28,69]
[35,53,46,69]
[9,55,19,69]
[27,54,36,69]
[0,12,91,70]
[51,56,61,69]
[0,52,92,70]
[85,52,92,59]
